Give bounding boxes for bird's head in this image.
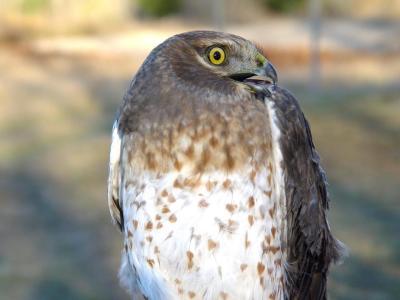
[120,31,278,134]
[148,31,277,98]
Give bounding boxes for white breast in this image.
[120,163,285,300]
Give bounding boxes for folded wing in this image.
[258,85,346,300]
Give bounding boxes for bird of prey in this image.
[108,31,345,300]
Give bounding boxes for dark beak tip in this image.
[265,62,278,84]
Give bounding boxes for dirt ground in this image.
[0,20,399,299]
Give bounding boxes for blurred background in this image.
[0,0,399,299]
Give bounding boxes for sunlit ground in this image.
[0,20,399,300]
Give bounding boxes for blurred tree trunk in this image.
[309,0,321,92]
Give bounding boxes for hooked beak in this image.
[255,61,278,85]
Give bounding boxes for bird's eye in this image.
[208,47,226,65]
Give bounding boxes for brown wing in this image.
[251,84,346,299]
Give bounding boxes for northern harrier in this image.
[108,31,345,300]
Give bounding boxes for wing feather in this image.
[108,120,124,231]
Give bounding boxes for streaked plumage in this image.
[108,31,345,300]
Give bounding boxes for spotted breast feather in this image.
[112,96,287,300]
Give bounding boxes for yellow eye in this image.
[208,47,226,65]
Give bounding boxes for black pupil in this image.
[213,50,221,61]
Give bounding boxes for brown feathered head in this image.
[119,31,277,133]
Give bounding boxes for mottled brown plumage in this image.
[108,30,345,300]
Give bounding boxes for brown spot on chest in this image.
[264,190,272,198]
[198,199,209,207]
[248,215,254,226]
[188,291,196,298]
[184,144,195,159]
[240,264,248,272]
[269,204,276,218]
[161,189,168,197]
[173,159,182,171]
[161,206,170,214]
[266,246,280,255]
[248,196,255,208]
[245,232,251,248]
[257,262,265,275]
[208,239,218,250]
[145,152,157,170]
[275,258,282,267]
[183,176,201,189]
[145,221,153,230]
[225,203,237,213]
[222,179,232,189]
[147,259,155,268]
[186,251,194,269]
[168,214,177,223]
[227,219,239,233]
[173,179,183,189]
[209,136,219,147]
[271,226,277,238]
[223,145,235,170]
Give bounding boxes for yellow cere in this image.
[209,47,226,65]
[256,53,267,66]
